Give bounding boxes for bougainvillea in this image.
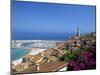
[67,43,96,71]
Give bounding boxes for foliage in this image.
[59,51,77,62]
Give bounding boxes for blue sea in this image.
[11,48,31,61]
[12,32,76,40]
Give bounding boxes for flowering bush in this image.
[67,43,96,71]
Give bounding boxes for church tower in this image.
[76,26,80,37]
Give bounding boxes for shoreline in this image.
[12,48,46,65]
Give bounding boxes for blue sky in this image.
[12,1,96,34]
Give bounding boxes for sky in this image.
[12,1,96,34]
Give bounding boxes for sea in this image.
[12,32,75,40]
[11,48,31,61]
[12,32,76,61]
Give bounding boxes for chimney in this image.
[41,53,44,57]
[36,64,40,71]
[47,59,50,63]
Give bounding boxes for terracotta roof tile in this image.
[15,61,68,74]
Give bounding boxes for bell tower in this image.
[76,26,80,37]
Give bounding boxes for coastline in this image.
[12,48,46,65]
